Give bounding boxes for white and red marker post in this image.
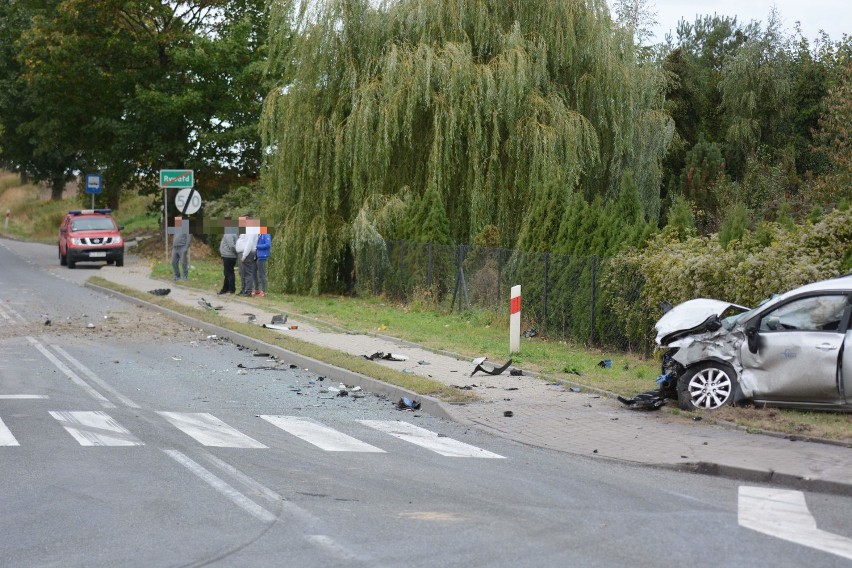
[510,285,521,353]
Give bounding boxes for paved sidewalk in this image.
[90,258,852,495]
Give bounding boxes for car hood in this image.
[655,298,749,346]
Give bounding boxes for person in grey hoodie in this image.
[218,217,238,294]
[171,216,191,281]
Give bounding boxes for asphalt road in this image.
[0,238,850,568]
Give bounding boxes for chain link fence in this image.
[354,240,651,352]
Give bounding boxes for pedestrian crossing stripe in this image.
[0,416,19,446]
[261,415,385,452]
[360,420,505,458]
[49,411,144,447]
[157,412,268,449]
[2,412,503,457]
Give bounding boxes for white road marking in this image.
[0,416,20,446]
[158,412,267,448]
[0,395,48,399]
[26,337,114,408]
[50,345,140,408]
[304,534,361,563]
[164,449,276,523]
[201,452,282,504]
[261,415,385,452]
[49,411,144,446]
[359,420,505,458]
[0,299,25,323]
[739,486,852,561]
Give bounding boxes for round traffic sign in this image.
[175,187,202,215]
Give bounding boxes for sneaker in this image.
[217,289,227,295]
[257,291,266,297]
[172,276,180,281]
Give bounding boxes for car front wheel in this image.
[59,247,66,266]
[677,362,737,411]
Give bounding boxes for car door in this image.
[739,293,848,403]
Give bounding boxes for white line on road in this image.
[26,337,114,408]
[304,534,362,563]
[359,420,505,458]
[164,449,276,523]
[49,410,144,447]
[0,416,20,446]
[0,395,48,399]
[201,451,282,504]
[739,485,852,561]
[261,415,386,452]
[50,344,140,408]
[0,298,25,323]
[158,412,267,448]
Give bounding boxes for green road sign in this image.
[159,169,194,188]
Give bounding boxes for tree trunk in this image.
[50,176,64,201]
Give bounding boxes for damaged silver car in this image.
[625,275,852,411]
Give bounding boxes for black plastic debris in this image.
[452,384,476,390]
[509,368,523,376]
[597,359,612,368]
[522,329,538,338]
[569,387,581,393]
[148,288,171,296]
[271,314,288,325]
[617,389,667,410]
[397,397,421,410]
[44,319,51,326]
[364,352,409,362]
[243,313,257,322]
[505,387,519,391]
[503,411,513,417]
[253,352,270,357]
[471,358,512,377]
[197,298,223,310]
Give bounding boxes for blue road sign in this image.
[85,174,103,195]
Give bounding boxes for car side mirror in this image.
[705,315,722,332]
[118,225,124,231]
[745,323,760,354]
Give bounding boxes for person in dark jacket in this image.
[218,217,238,294]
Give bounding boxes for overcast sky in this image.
[637,0,850,43]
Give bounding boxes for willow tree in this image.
[262,0,672,293]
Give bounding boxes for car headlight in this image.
[113,236,122,245]
[71,238,84,245]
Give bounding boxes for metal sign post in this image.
[159,170,194,262]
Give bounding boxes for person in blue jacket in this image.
[253,228,271,297]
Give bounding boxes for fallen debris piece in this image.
[522,329,538,338]
[396,397,421,410]
[197,298,223,310]
[452,385,476,390]
[86,323,95,329]
[364,352,409,362]
[503,411,514,417]
[271,314,288,325]
[505,387,519,391]
[417,360,430,365]
[243,313,257,323]
[509,368,523,376]
[148,288,171,296]
[597,359,612,368]
[617,389,667,410]
[472,356,487,365]
[569,387,581,393]
[253,352,270,357]
[471,358,512,377]
[262,323,294,331]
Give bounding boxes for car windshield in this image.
[71,218,115,231]
[721,295,776,330]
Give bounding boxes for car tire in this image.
[677,361,738,411]
[68,259,76,269]
[59,248,66,266]
[116,256,124,267]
